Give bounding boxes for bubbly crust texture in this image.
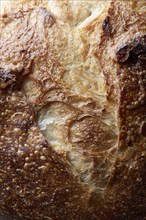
[0,0,146,220]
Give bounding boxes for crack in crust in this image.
[0,0,146,220]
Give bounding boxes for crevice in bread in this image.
[0,1,146,220]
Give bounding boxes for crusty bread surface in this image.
[0,0,146,220]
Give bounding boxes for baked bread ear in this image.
[0,0,146,219]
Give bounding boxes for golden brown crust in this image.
[0,0,146,220]
[0,70,89,220]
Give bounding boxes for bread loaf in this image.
[0,0,146,219]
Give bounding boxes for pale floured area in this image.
[37,0,118,189]
[0,0,117,190]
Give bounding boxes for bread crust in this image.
[0,1,146,220]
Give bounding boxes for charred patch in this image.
[116,35,146,67]
[141,122,146,137]
[102,16,112,37]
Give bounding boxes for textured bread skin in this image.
[0,0,146,220]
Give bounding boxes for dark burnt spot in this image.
[116,45,130,63]
[102,16,112,37]
[142,122,146,137]
[133,36,146,55]
[116,35,146,67]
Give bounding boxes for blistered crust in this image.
[0,70,89,220]
[0,0,146,220]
